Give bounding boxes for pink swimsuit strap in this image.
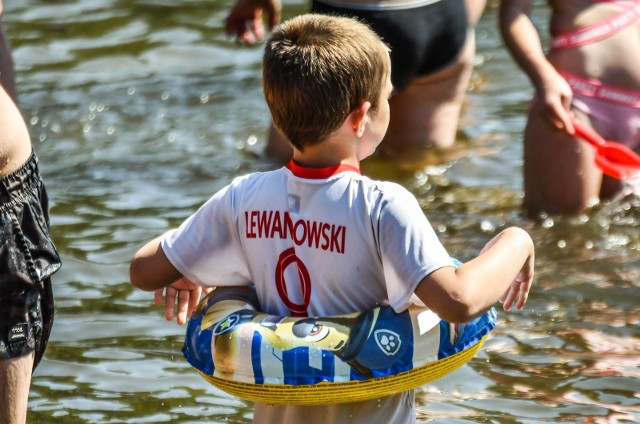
[560,70,640,108]
[551,2,640,50]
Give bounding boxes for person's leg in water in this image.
[0,11,30,422]
[0,280,55,424]
[523,105,603,216]
[382,0,485,158]
[383,27,475,154]
[0,354,34,424]
[523,89,640,216]
[0,9,59,421]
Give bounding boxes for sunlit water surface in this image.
[7,0,639,423]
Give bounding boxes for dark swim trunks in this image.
[0,152,60,370]
[311,0,468,91]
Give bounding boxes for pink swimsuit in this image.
[551,0,640,150]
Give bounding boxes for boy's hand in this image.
[500,254,534,312]
[480,227,535,312]
[154,277,212,325]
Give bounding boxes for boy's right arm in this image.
[129,232,183,292]
[415,227,534,323]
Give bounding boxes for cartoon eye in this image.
[259,315,286,331]
[292,319,331,342]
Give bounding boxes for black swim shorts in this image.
[0,152,61,370]
[311,0,468,91]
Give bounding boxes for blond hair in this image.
[263,13,391,151]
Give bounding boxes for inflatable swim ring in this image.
[183,285,496,405]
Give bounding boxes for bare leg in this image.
[0,354,34,424]
[523,108,605,216]
[381,27,476,156]
[0,6,34,422]
[465,0,486,25]
[379,0,485,160]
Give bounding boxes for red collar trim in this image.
[286,160,361,179]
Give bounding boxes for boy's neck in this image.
[291,136,360,169]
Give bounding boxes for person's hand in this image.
[479,227,535,312]
[154,277,212,325]
[225,0,282,44]
[500,253,534,312]
[535,70,575,134]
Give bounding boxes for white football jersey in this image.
[162,162,453,317]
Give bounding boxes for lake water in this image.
[7,0,639,423]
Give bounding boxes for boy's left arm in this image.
[415,227,534,323]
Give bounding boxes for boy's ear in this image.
[350,101,371,137]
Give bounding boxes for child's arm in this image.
[130,232,183,291]
[130,232,208,325]
[415,227,534,323]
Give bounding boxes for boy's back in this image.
[162,165,452,319]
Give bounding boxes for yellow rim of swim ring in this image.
[197,336,487,405]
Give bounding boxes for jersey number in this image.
[275,247,311,317]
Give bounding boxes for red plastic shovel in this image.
[571,118,640,181]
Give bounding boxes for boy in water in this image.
[130,14,535,423]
